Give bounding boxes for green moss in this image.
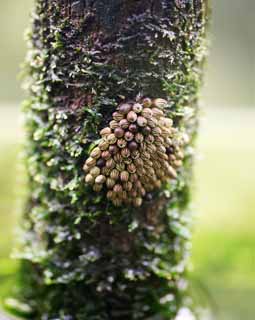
[14,1,208,319]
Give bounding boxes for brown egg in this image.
[99,140,110,150]
[142,97,152,108]
[117,138,127,149]
[127,111,138,123]
[106,158,115,169]
[101,150,111,160]
[110,120,119,130]
[95,175,106,184]
[114,127,124,138]
[119,119,129,129]
[112,112,124,121]
[110,169,119,180]
[127,163,137,174]
[101,167,111,176]
[107,133,117,145]
[96,158,106,168]
[128,141,138,151]
[131,150,140,159]
[100,127,111,137]
[116,162,125,172]
[142,108,153,119]
[133,103,143,113]
[90,147,101,159]
[106,178,115,189]
[120,171,129,182]
[119,103,132,114]
[90,166,101,177]
[109,145,118,155]
[121,148,131,159]
[107,190,114,199]
[113,184,123,193]
[142,126,151,136]
[129,173,138,182]
[128,125,137,135]
[112,199,122,207]
[93,184,103,192]
[152,108,164,118]
[85,174,94,184]
[86,157,97,167]
[124,131,134,142]
[113,152,122,163]
[135,133,144,143]
[123,181,133,191]
[137,116,148,127]
[133,197,143,207]
[153,98,167,109]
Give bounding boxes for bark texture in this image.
[17,1,208,319]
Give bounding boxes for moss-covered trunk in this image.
[18,0,208,319]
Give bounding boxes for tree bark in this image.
[17,1,208,319]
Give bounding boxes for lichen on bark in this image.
[16,0,208,319]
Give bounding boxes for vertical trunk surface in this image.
[18,1,208,319]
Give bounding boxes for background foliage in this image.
[0,0,255,319]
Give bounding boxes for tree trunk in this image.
[17,1,208,319]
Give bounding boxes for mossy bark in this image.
[18,1,208,319]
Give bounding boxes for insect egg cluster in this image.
[83,97,185,207]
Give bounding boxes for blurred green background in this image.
[0,1,255,319]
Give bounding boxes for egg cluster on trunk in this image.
[83,97,186,207]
